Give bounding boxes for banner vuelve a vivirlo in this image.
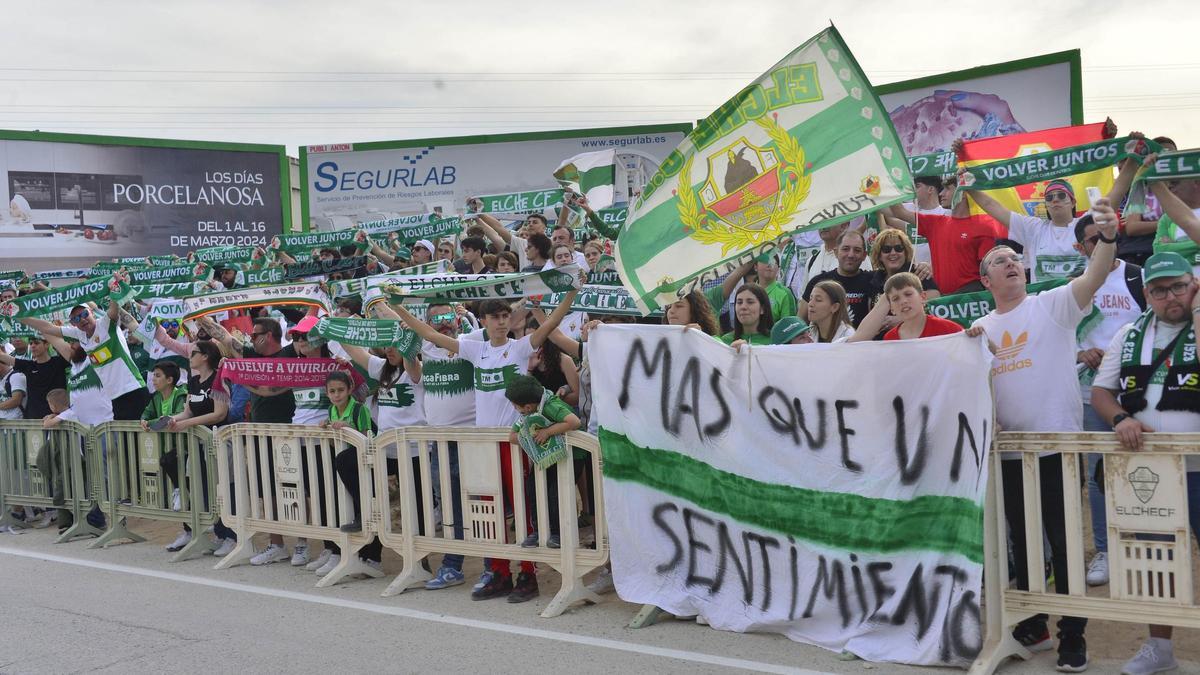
[590,324,992,666]
[616,27,914,313]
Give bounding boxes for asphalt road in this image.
[0,527,1197,675]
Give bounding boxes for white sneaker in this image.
[315,553,341,577]
[171,488,181,512]
[250,543,288,566]
[306,548,332,571]
[212,538,237,557]
[1086,552,1109,586]
[290,541,310,566]
[31,510,55,529]
[165,530,192,552]
[587,568,615,595]
[354,558,383,577]
[1121,638,1177,675]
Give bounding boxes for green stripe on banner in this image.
[599,427,984,564]
[618,94,880,273]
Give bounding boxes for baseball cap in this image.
[1143,252,1193,283]
[288,315,320,336]
[771,316,811,345]
[393,245,412,260]
[414,240,435,256]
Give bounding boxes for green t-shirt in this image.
[329,399,372,435]
[764,280,797,322]
[142,385,187,421]
[719,332,772,346]
[704,285,726,317]
[511,391,575,469]
[1154,213,1200,267]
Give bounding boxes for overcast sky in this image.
[3,0,1196,156]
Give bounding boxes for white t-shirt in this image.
[542,250,590,273]
[1007,214,1086,283]
[61,312,144,399]
[781,230,824,301]
[0,370,26,420]
[421,339,478,427]
[1078,260,1142,403]
[456,334,536,427]
[1094,319,1200,470]
[64,361,115,426]
[145,338,188,392]
[972,284,1087,450]
[292,386,330,426]
[558,311,589,341]
[368,355,426,430]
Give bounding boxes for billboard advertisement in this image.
[300,124,691,231]
[0,130,290,272]
[877,50,1082,157]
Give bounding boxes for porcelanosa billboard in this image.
[300,124,691,230]
[0,130,289,271]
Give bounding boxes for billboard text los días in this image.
[301,124,690,229]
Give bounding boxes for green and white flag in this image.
[591,325,991,666]
[615,27,913,313]
[358,213,463,241]
[364,265,581,307]
[554,149,616,210]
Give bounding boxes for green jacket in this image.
[142,385,187,422]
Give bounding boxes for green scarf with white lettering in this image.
[1127,149,1200,216]
[1117,309,1200,415]
[312,317,421,358]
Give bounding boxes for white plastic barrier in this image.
[213,423,381,586]
[972,432,1200,674]
[372,427,608,617]
[90,421,217,561]
[0,419,104,542]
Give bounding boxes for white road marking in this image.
[0,545,829,675]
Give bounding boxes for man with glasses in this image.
[1090,251,1200,675]
[969,198,1121,672]
[21,302,149,420]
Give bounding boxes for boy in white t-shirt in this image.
[393,284,579,604]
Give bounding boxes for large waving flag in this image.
[958,122,1115,216]
[554,149,617,210]
[615,27,913,313]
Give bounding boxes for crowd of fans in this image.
[2,142,1200,673]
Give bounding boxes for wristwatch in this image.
[1097,231,1117,244]
[1111,412,1131,428]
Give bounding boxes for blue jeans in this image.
[429,441,464,571]
[1082,403,1110,552]
[1140,472,1200,545]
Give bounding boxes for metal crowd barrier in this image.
[90,421,217,561]
[213,423,381,587]
[373,427,608,618]
[972,432,1200,674]
[0,419,105,542]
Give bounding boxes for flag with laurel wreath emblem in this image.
[615,27,913,313]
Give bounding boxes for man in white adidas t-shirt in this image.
[970,198,1120,671]
[1071,213,1146,588]
[22,301,149,420]
[393,286,579,604]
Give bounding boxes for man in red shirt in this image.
[889,176,1006,294]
